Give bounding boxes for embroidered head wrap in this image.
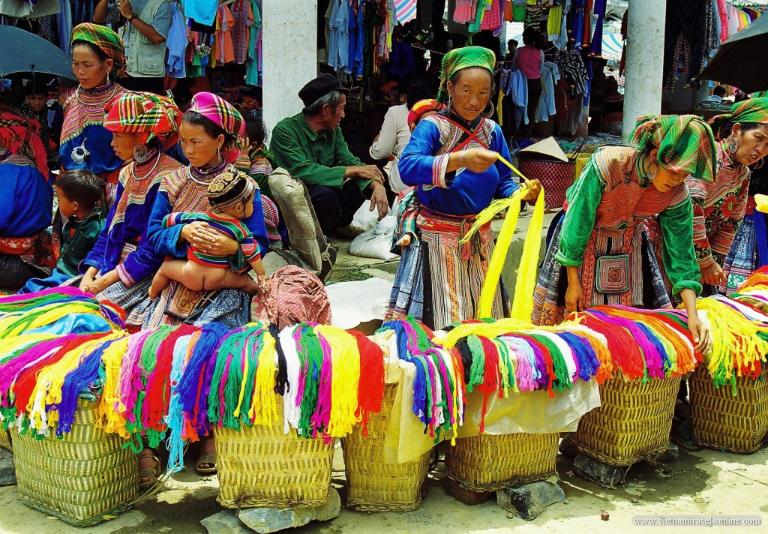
[103,92,182,149]
[407,99,443,130]
[710,97,768,140]
[437,46,496,103]
[187,92,246,163]
[207,167,255,213]
[631,114,717,182]
[71,23,126,78]
[0,109,49,178]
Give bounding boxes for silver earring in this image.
[217,146,222,163]
[107,72,111,85]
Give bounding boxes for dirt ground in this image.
[0,443,766,534]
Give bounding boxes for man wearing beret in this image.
[271,74,389,235]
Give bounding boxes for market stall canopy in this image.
[0,25,74,80]
[697,13,768,93]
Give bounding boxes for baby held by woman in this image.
[149,169,267,298]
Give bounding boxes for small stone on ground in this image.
[496,481,565,520]
[573,454,624,488]
[237,488,341,533]
[0,449,15,487]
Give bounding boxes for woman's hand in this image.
[565,280,584,313]
[89,270,119,294]
[701,261,726,287]
[565,266,584,313]
[680,288,712,353]
[455,147,499,173]
[80,267,98,293]
[687,312,712,353]
[182,222,238,256]
[522,179,542,203]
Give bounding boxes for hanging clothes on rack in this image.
[246,0,262,86]
[535,60,561,124]
[166,0,187,78]
[347,0,365,77]
[328,0,349,71]
[184,0,218,26]
[232,0,255,65]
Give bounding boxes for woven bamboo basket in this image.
[690,367,768,453]
[215,395,334,509]
[571,376,681,466]
[342,384,431,511]
[445,432,559,492]
[11,400,137,527]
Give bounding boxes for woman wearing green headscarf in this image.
[532,115,714,353]
[385,46,541,330]
[695,98,768,293]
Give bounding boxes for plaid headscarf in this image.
[407,99,443,130]
[437,46,496,103]
[208,167,255,212]
[187,92,246,163]
[103,92,182,149]
[631,114,717,183]
[0,109,49,178]
[710,97,768,139]
[71,23,126,78]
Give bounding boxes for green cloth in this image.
[716,97,768,126]
[58,211,105,277]
[631,114,717,183]
[437,46,497,103]
[556,155,702,296]
[269,113,369,192]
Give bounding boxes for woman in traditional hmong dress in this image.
[386,46,541,330]
[144,92,268,475]
[0,110,54,290]
[79,92,183,329]
[532,115,713,351]
[61,23,127,205]
[703,98,768,294]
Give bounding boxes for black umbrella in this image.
[0,25,74,80]
[697,15,768,92]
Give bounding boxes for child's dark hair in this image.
[183,110,237,155]
[56,170,103,211]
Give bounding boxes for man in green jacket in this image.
[270,74,389,234]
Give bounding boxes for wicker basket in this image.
[517,158,575,211]
[690,367,768,453]
[571,376,681,466]
[215,395,334,509]
[11,400,137,527]
[445,432,559,492]
[342,384,431,511]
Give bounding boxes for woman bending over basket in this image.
[532,114,713,355]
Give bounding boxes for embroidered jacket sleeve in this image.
[709,169,750,259]
[147,191,187,259]
[555,157,604,267]
[398,120,452,188]
[230,189,268,271]
[115,182,165,286]
[659,195,703,296]
[687,177,716,270]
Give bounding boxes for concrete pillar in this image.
[622,0,667,140]
[262,0,318,135]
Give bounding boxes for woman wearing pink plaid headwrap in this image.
[78,92,183,338]
[142,91,270,475]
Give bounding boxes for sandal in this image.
[138,450,161,489]
[670,419,703,452]
[196,453,217,476]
